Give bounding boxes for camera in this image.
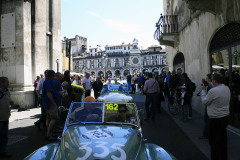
[202,79,208,87]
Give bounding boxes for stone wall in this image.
[0,0,61,108]
[163,0,240,114]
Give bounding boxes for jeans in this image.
[0,121,9,154]
[94,91,100,99]
[34,91,39,107]
[203,107,210,138]
[131,84,136,94]
[209,116,229,160]
[145,93,159,120]
[85,90,91,97]
[127,82,131,91]
[182,105,188,119]
[35,98,46,128]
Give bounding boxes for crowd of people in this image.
[33,70,106,140]
[0,67,235,159]
[140,69,232,160]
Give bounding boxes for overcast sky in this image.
[62,0,163,50]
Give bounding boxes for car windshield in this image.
[67,102,139,127]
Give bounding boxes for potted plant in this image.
[71,83,85,102]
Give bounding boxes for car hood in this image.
[55,125,143,160]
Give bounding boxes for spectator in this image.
[143,73,160,122]
[0,77,11,158]
[169,70,181,104]
[82,73,91,97]
[156,74,165,114]
[60,70,72,97]
[34,70,48,131]
[34,76,40,107]
[201,73,230,160]
[131,75,136,94]
[42,70,59,141]
[138,74,142,91]
[61,81,69,97]
[182,73,196,119]
[127,74,131,91]
[60,70,72,108]
[141,74,146,94]
[72,75,81,85]
[92,77,103,99]
[179,86,188,121]
[199,73,213,140]
[52,72,63,132]
[164,71,171,102]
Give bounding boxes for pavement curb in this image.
[227,125,240,135]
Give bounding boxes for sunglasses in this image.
[119,110,126,113]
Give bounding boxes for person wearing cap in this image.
[75,96,102,122]
[179,85,188,121]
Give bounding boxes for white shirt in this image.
[82,77,91,90]
[36,78,45,94]
[181,91,186,105]
[72,80,81,85]
[201,84,230,118]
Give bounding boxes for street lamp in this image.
[56,59,59,72]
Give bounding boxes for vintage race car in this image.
[101,83,129,95]
[25,100,177,160]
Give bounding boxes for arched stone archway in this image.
[133,69,139,75]
[98,71,104,77]
[91,71,95,76]
[115,70,121,77]
[173,52,185,72]
[209,22,240,126]
[161,68,166,74]
[106,70,112,78]
[142,69,149,75]
[123,70,130,76]
[152,68,159,76]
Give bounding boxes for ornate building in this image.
[72,39,166,77]
[154,0,240,127]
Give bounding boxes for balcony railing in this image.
[154,14,178,40]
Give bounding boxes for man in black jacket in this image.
[92,77,103,99]
[182,73,195,119]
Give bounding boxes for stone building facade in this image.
[155,0,240,127]
[72,39,166,77]
[0,0,61,108]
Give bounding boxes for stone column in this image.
[34,0,47,77]
[50,0,62,73]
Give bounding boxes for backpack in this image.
[189,82,196,93]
